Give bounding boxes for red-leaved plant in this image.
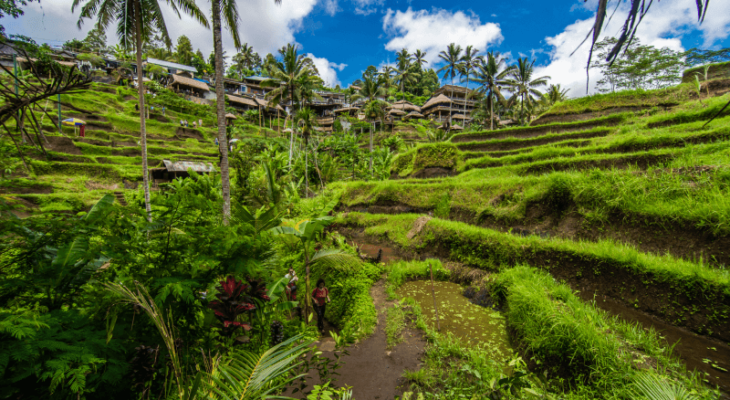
[207,276,270,337]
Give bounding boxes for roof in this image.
[243,76,270,82]
[388,109,407,116]
[161,160,215,173]
[255,97,285,111]
[406,111,424,118]
[227,95,258,107]
[225,113,238,119]
[147,57,197,73]
[391,100,421,112]
[171,74,210,92]
[334,107,360,113]
[17,57,76,67]
[421,94,452,109]
[436,85,474,95]
[451,114,470,120]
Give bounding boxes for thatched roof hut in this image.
[227,95,258,109]
[421,94,452,110]
[390,100,421,112]
[170,74,210,92]
[406,111,424,119]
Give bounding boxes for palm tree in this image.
[362,99,387,177]
[507,57,550,125]
[295,107,317,197]
[211,0,257,224]
[395,49,417,99]
[472,52,515,130]
[73,0,209,222]
[264,44,316,169]
[380,65,397,98]
[232,44,254,80]
[414,49,428,69]
[352,74,386,177]
[437,43,463,128]
[544,84,569,106]
[460,45,480,93]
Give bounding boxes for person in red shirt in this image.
[311,278,331,333]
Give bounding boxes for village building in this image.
[169,74,210,104]
[421,85,475,124]
[227,94,259,113]
[149,160,216,188]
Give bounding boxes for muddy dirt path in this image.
[294,279,427,399]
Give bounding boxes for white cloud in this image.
[535,0,730,97]
[323,0,340,16]
[5,0,318,60]
[382,7,503,67]
[307,53,347,86]
[353,0,384,16]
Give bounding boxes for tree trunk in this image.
[303,246,311,323]
[369,122,373,178]
[212,0,231,224]
[304,136,309,198]
[490,88,494,131]
[134,0,152,222]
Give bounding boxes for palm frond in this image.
[633,373,698,400]
[310,249,362,274]
[204,335,311,400]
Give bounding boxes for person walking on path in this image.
[285,267,299,301]
[312,278,331,333]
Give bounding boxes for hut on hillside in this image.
[170,74,210,99]
[149,160,216,188]
[227,94,259,113]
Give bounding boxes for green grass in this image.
[544,84,695,116]
[385,305,407,348]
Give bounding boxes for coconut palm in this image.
[73,0,209,222]
[544,84,569,106]
[395,49,418,99]
[295,107,317,197]
[472,52,515,130]
[507,57,550,125]
[414,49,428,69]
[437,43,463,127]
[380,65,397,98]
[352,74,387,177]
[460,45,480,92]
[264,44,317,169]
[362,99,387,177]
[210,0,256,224]
[232,44,254,80]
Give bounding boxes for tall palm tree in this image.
[211,0,258,224]
[295,107,317,197]
[352,74,386,177]
[395,49,417,99]
[73,0,209,222]
[414,49,428,69]
[544,84,569,106]
[232,44,254,80]
[472,52,515,130]
[437,43,462,128]
[460,45,480,92]
[507,57,550,125]
[380,65,397,98]
[264,44,317,169]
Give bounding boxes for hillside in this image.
[0,82,282,214]
[331,82,730,393]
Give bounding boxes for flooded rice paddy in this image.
[397,280,511,360]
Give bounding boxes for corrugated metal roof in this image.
[148,57,197,73]
[162,160,216,173]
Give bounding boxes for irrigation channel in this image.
[349,236,730,396]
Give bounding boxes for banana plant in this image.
[270,217,360,322]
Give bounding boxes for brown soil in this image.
[391,167,455,180]
[175,127,204,141]
[452,119,621,144]
[0,184,52,194]
[45,135,82,155]
[289,279,427,399]
[458,129,610,152]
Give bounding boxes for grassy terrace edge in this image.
[334,212,730,341]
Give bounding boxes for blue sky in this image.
[6,0,730,96]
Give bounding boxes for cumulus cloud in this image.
[307,53,346,86]
[5,0,318,60]
[535,0,730,97]
[382,7,503,66]
[322,0,340,17]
